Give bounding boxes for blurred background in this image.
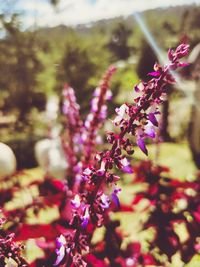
[0,0,200,178]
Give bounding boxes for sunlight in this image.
[133,12,198,108]
[133,12,166,65]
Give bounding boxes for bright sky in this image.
[11,0,200,27]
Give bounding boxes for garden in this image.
[0,1,200,267]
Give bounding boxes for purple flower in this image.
[148,71,161,77]
[123,165,133,174]
[81,208,90,229]
[175,43,189,59]
[105,90,112,100]
[145,122,156,138]
[81,169,91,182]
[73,162,83,173]
[54,235,68,266]
[84,113,94,129]
[99,105,107,120]
[58,44,190,265]
[120,157,133,174]
[93,87,100,97]
[100,193,110,209]
[135,82,144,92]
[148,112,158,127]
[90,98,98,112]
[167,44,189,61]
[62,100,70,115]
[71,194,81,208]
[96,161,106,176]
[134,85,140,92]
[112,187,121,209]
[136,137,148,156]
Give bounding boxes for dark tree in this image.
[108,22,132,60]
[136,40,172,141]
[136,40,157,81]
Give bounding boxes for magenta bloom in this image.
[148,71,161,77]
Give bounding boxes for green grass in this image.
[134,142,197,180]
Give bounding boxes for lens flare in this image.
[133,12,198,108]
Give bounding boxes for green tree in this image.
[56,38,98,113]
[0,15,44,124]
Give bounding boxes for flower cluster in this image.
[53,43,190,266]
[0,65,118,266]
[61,66,116,189]
[62,84,83,186]
[82,66,116,162]
[0,44,192,267]
[0,213,28,266]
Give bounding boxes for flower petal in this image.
[148,71,161,77]
[112,193,120,209]
[148,113,158,127]
[137,138,148,156]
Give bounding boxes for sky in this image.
[7,0,200,28]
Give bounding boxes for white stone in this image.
[0,142,17,179]
[34,138,68,180]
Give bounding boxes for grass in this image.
[134,142,197,180]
